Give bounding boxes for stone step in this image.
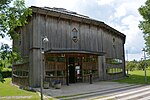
[138,94,150,100]
[96,85,150,100]
[59,84,143,100]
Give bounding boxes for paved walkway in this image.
[0,96,32,99]
[93,85,150,100]
[34,81,142,99]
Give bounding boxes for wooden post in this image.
[66,56,69,86]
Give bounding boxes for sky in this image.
[0,0,147,61]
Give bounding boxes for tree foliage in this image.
[0,0,32,39]
[0,0,32,82]
[0,0,32,66]
[0,43,23,71]
[126,59,150,72]
[126,60,137,71]
[139,0,150,54]
[0,44,11,69]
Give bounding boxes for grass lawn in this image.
[114,69,150,84]
[0,78,40,100]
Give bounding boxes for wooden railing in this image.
[12,62,29,86]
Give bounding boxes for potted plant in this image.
[54,80,61,89]
[43,81,49,89]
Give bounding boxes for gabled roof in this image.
[30,6,126,43]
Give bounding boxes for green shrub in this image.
[0,73,5,83]
[0,70,12,78]
[2,68,12,71]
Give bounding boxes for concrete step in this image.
[98,85,150,100]
[138,94,150,100]
[57,84,144,100]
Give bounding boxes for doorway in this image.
[68,57,81,83]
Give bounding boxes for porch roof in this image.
[45,49,105,56]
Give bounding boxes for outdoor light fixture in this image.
[43,36,49,43]
[40,36,49,100]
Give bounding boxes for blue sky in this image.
[0,0,147,61]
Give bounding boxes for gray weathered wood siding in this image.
[101,29,124,59]
[30,14,105,53]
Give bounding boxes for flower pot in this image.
[43,82,49,89]
[55,83,61,89]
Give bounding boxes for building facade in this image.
[12,6,126,87]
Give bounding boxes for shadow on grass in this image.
[114,74,150,84]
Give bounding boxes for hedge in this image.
[0,70,12,78]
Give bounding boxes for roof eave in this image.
[30,6,126,40]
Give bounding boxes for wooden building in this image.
[12,6,126,87]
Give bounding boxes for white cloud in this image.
[109,0,146,19]
[96,0,114,5]
[1,0,146,61]
[114,4,127,18]
[25,0,80,11]
[121,15,141,39]
[0,36,12,48]
[127,53,143,61]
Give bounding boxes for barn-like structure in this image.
[12,6,126,87]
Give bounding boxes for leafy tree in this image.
[0,44,11,83]
[126,61,137,71]
[0,43,23,70]
[139,0,150,54]
[0,44,13,68]
[0,0,32,82]
[136,61,145,70]
[0,0,32,39]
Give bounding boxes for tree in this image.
[0,0,32,65]
[0,0,32,82]
[0,44,17,68]
[126,61,137,71]
[0,44,11,68]
[139,0,150,54]
[136,61,145,70]
[0,43,21,71]
[0,0,32,39]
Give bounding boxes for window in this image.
[113,38,115,42]
[46,71,55,76]
[106,58,122,64]
[83,70,91,74]
[46,57,65,62]
[46,56,66,77]
[106,68,123,74]
[57,71,64,76]
[83,57,97,62]
[72,28,78,43]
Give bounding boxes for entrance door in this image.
[69,57,76,83]
[68,57,82,83]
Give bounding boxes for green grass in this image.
[0,78,40,100]
[114,69,150,84]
